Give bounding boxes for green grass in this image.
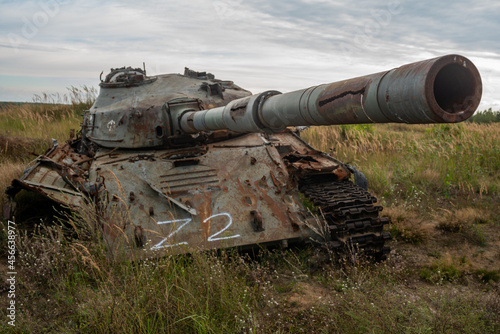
[1,214,498,333]
[302,122,500,211]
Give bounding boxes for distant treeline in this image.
[0,102,21,112]
[0,101,26,109]
[467,108,500,123]
[0,102,66,106]
[0,101,66,111]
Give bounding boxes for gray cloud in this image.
[0,0,498,110]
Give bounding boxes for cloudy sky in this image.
[0,0,499,111]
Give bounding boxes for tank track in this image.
[299,174,391,259]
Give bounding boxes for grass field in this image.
[0,98,499,333]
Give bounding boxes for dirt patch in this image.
[287,281,330,311]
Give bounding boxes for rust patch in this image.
[229,99,249,121]
[265,145,282,166]
[229,106,247,121]
[242,195,256,207]
[191,192,213,240]
[134,225,145,247]
[269,171,281,193]
[257,175,269,189]
[333,166,350,180]
[250,210,264,232]
[287,209,301,232]
[316,78,369,124]
[253,179,288,227]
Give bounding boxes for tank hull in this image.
[7,130,390,259]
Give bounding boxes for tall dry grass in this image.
[0,86,95,139]
[0,162,24,205]
[0,86,96,208]
[1,203,498,332]
[302,123,500,207]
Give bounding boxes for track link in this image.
[299,175,391,259]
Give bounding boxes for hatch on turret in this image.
[100,66,157,88]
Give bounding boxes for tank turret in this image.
[83,55,480,150]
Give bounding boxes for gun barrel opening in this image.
[433,63,477,113]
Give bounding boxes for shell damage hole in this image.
[433,63,475,113]
[156,126,163,137]
[244,196,254,205]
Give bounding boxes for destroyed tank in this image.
[5,54,482,259]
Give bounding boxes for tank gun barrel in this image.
[179,54,481,134]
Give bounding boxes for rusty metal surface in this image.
[10,141,88,208]
[89,133,314,257]
[8,130,383,259]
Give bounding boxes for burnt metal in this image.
[134,225,145,247]
[6,55,482,260]
[250,210,264,232]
